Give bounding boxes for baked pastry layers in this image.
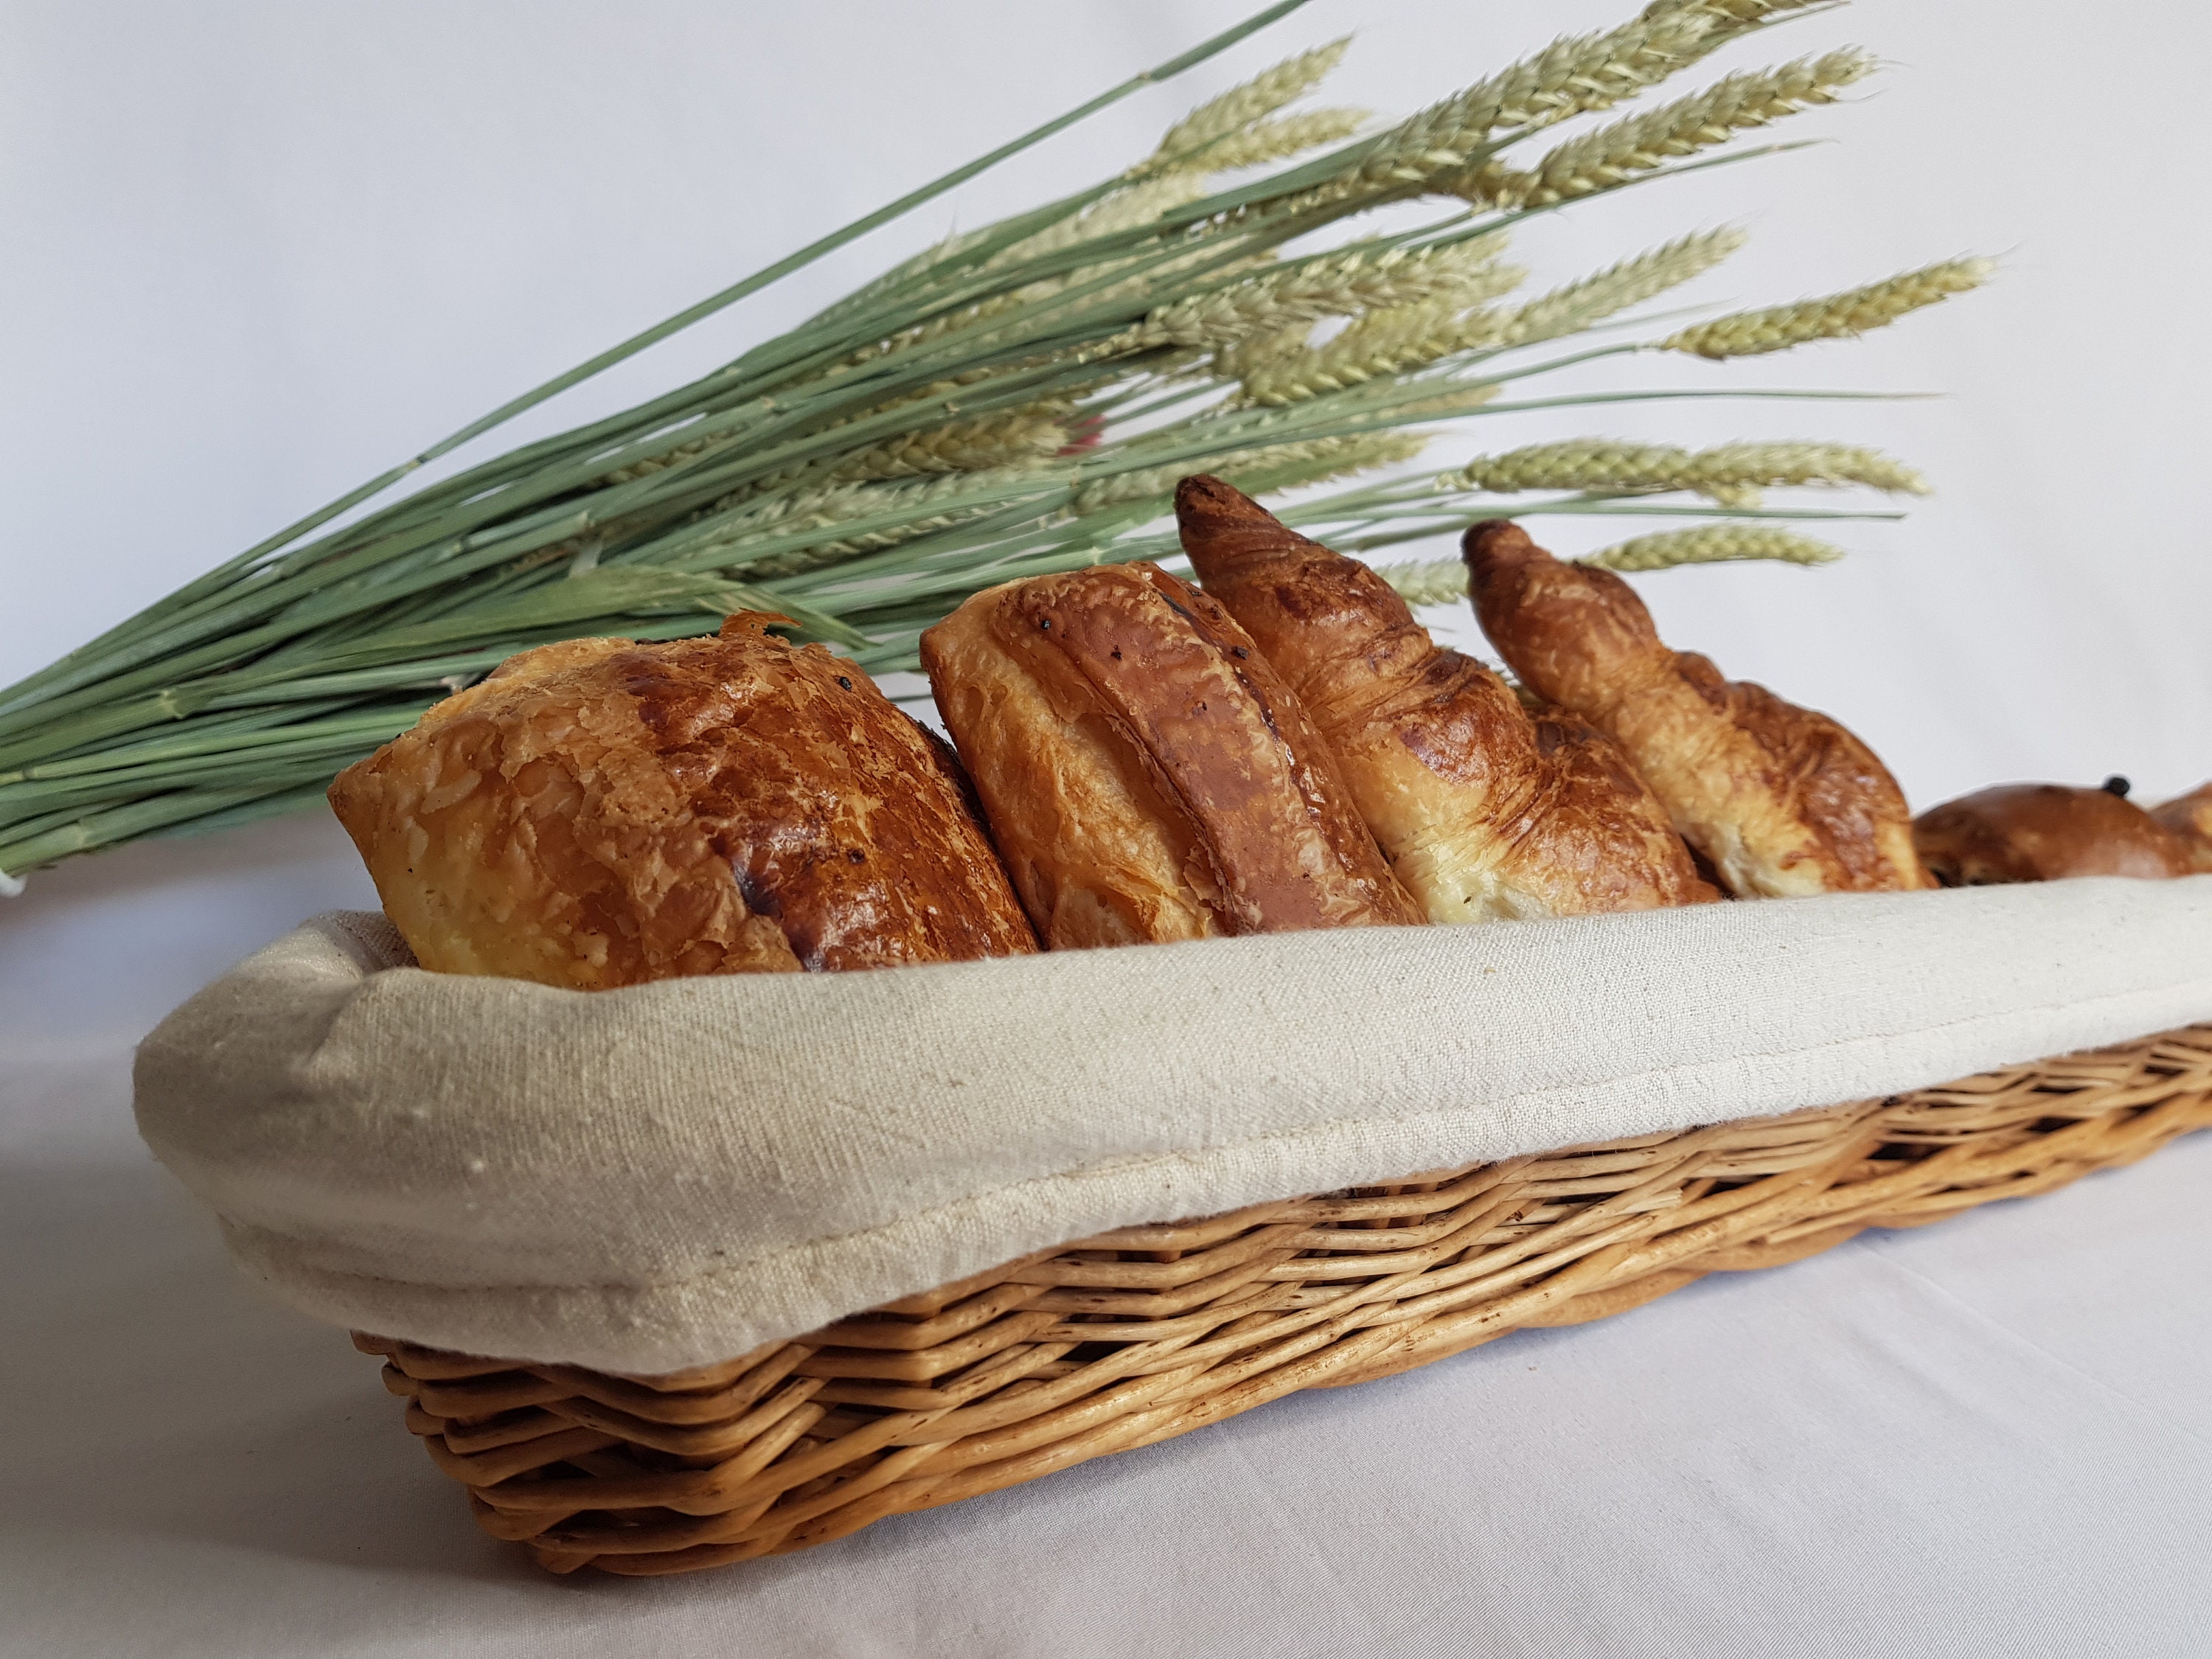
[327,615,1037,987]
[1464,520,1931,897]
[920,561,1422,949]
[1175,476,1715,922]
[2151,781,2212,874]
[1916,781,2189,884]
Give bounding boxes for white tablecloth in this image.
[4,817,2209,1658]
[7,1,2211,1648]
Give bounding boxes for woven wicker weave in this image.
[361,1024,2212,1576]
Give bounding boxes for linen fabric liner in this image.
[133,876,2212,1374]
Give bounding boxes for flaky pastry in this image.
[328,615,1037,986]
[920,561,1422,948]
[1465,520,1930,897]
[1176,476,1715,922]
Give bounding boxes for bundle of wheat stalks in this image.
[0,0,1987,886]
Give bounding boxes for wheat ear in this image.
[1355,1,1784,192]
[1442,438,1929,503]
[1458,49,1875,207]
[1140,240,1514,350]
[1665,257,1994,358]
[1072,433,1427,514]
[1238,242,1526,404]
[828,409,1071,482]
[1500,227,1747,347]
[1375,557,1471,607]
[1189,108,1370,173]
[1585,521,1844,569]
[1150,38,1352,167]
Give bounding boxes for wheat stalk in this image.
[1140,239,1514,349]
[1361,9,1711,185]
[1680,440,1930,496]
[1665,257,1995,358]
[690,465,1055,574]
[1237,242,1527,404]
[995,176,1222,268]
[1458,49,1875,207]
[0,0,1991,880]
[1641,0,1829,25]
[1073,433,1427,513]
[828,408,1072,481]
[1586,521,1845,568]
[1375,557,1472,607]
[1500,227,1749,347]
[1148,37,1352,167]
[1186,107,1370,173]
[1441,437,1928,502]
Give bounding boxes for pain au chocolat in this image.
[919,561,1422,949]
[1175,476,1715,922]
[1914,779,2189,885]
[327,614,1038,987]
[1464,520,1930,897]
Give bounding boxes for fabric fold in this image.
[134,877,2212,1374]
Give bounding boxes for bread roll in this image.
[1175,476,1716,922]
[2151,781,2212,873]
[328,614,1038,987]
[919,561,1422,948]
[1915,780,2188,884]
[1465,519,1930,897]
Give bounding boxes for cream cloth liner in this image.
[134,877,2212,1375]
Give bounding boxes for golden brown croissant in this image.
[1175,476,1716,922]
[919,561,1423,948]
[329,614,1038,986]
[1465,519,1930,897]
[1915,779,2189,884]
[2151,781,2212,874]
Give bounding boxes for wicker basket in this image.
[360,1023,2212,1576]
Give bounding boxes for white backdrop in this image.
[7,0,2211,1037]
[4,0,2209,810]
[4,4,2211,1655]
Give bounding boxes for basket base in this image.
[363,1024,2212,1576]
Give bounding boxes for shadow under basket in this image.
[361,1024,2212,1577]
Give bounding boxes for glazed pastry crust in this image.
[2151,782,2212,874]
[919,561,1422,949]
[1465,520,1931,897]
[1175,477,1716,922]
[1916,785,2189,884]
[327,616,1037,987]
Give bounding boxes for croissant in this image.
[328,615,1039,987]
[1175,476,1715,922]
[1464,519,1930,897]
[919,560,1423,947]
[1916,779,2189,884]
[2151,781,2212,874]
